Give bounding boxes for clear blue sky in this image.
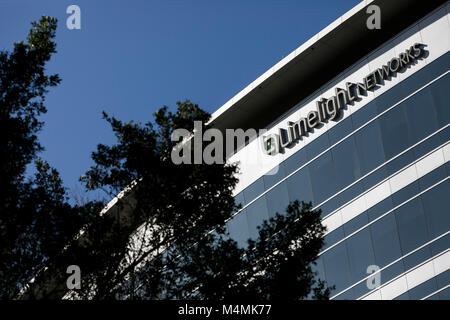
[0,0,360,202]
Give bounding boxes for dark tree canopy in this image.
[1,17,331,300]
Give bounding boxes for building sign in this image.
[263,43,426,156]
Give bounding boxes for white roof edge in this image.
[208,0,372,126]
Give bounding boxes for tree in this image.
[2,17,331,300]
[68,101,331,300]
[0,16,102,299]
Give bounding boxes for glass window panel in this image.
[367,197,393,222]
[436,270,450,290]
[376,84,404,114]
[286,167,314,206]
[336,182,364,207]
[344,212,369,236]
[346,228,376,283]
[354,119,386,176]
[234,192,245,209]
[361,166,388,191]
[420,182,450,239]
[305,133,330,161]
[318,197,339,218]
[379,103,412,159]
[313,256,326,282]
[439,126,450,145]
[430,73,450,128]
[329,116,354,145]
[309,151,337,205]
[413,134,441,160]
[243,177,265,205]
[393,292,410,300]
[323,226,344,251]
[333,288,355,300]
[418,165,447,192]
[284,148,307,176]
[430,233,450,256]
[408,277,437,300]
[381,260,405,285]
[265,181,290,218]
[391,180,419,207]
[332,136,361,191]
[263,162,286,190]
[352,101,377,129]
[438,287,450,300]
[370,213,402,268]
[395,197,428,254]
[404,88,438,143]
[400,64,431,97]
[386,149,415,176]
[227,211,250,248]
[353,280,372,299]
[245,196,269,240]
[428,51,450,79]
[403,246,431,271]
[322,242,352,294]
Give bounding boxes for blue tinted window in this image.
[332,136,361,190]
[329,116,353,145]
[367,197,393,222]
[318,197,339,218]
[421,182,450,239]
[323,227,344,251]
[381,260,404,285]
[436,270,450,290]
[439,287,450,300]
[386,149,415,176]
[265,181,290,218]
[309,151,337,205]
[336,182,364,207]
[418,165,447,192]
[333,288,355,300]
[400,64,431,97]
[408,277,437,300]
[376,84,404,114]
[391,180,419,207]
[234,192,245,208]
[427,51,450,79]
[354,120,386,175]
[263,163,286,190]
[370,214,402,268]
[227,212,250,248]
[344,212,369,236]
[405,88,438,143]
[284,148,307,176]
[352,101,377,129]
[305,133,330,161]
[346,228,376,283]
[439,126,450,145]
[361,166,388,191]
[379,103,411,159]
[353,280,371,299]
[393,292,410,300]
[413,134,441,160]
[430,233,450,256]
[243,177,265,205]
[430,73,450,128]
[286,167,314,205]
[322,242,352,294]
[245,196,269,240]
[403,246,431,271]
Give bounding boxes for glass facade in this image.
[228,51,450,299]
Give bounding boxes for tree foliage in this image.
[1,17,331,300]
